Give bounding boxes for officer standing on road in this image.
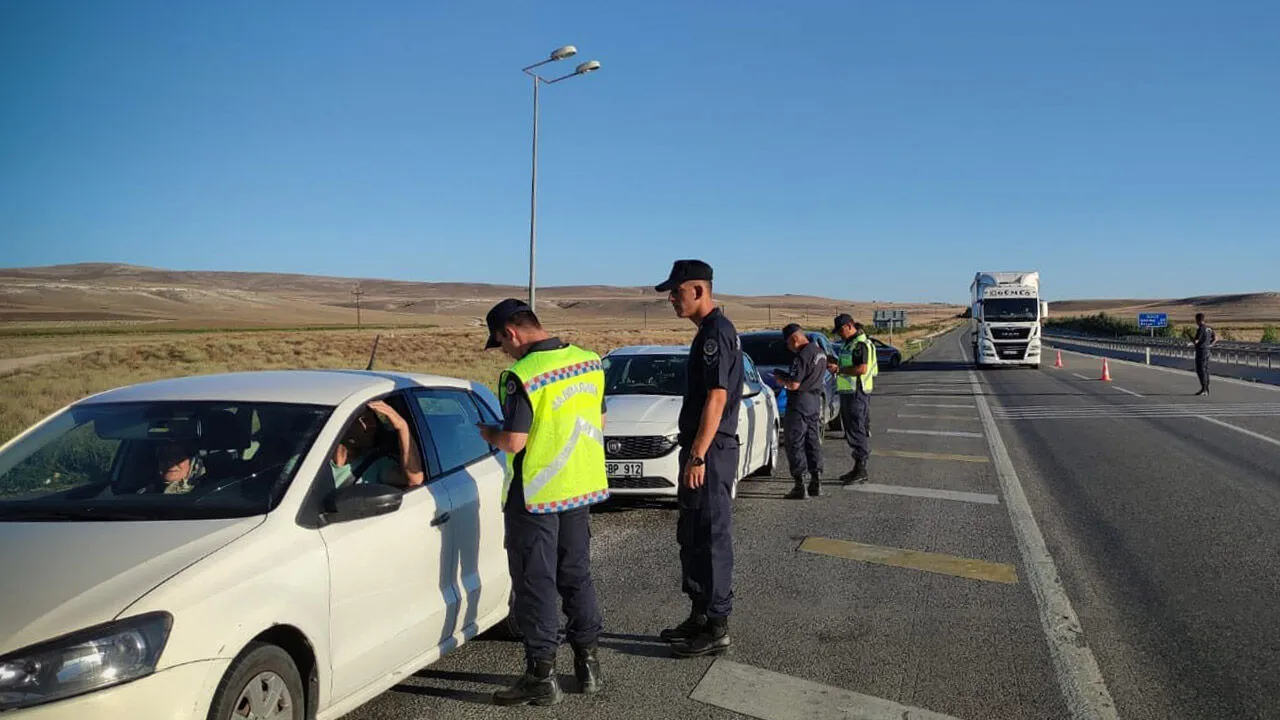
[477,299,609,706]
[654,260,743,658]
[830,315,877,485]
[773,323,826,499]
[1193,312,1218,396]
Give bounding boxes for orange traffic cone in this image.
[1054,350,1064,368]
[1101,358,1112,382]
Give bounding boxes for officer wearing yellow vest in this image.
[829,314,877,485]
[477,299,609,706]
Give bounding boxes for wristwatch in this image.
[688,456,705,467]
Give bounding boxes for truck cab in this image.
[970,271,1045,368]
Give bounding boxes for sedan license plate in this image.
[606,462,643,478]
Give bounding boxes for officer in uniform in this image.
[477,298,609,706]
[772,323,826,499]
[654,260,742,658]
[830,314,877,485]
[1193,312,1218,396]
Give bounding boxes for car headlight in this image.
[0,612,172,710]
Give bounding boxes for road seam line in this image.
[963,328,1118,719]
[887,428,984,439]
[1196,415,1280,448]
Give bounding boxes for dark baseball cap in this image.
[655,259,713,292]
[484,298,533,350]
[782,323,803,339]
[833,313,855,333]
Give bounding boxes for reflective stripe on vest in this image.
[497,345,609,513]
[836,333,877,394]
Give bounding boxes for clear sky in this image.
[2,0,1277,303]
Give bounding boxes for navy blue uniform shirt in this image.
[678,307,743,447]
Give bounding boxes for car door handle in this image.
[430,512,451,527]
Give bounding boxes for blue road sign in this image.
[1138,313,1168,328]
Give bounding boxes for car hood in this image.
[604,394,682,429]
[0,516,263,655]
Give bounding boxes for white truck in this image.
[970,271,1049,368]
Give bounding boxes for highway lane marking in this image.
[799,536,1017,584]
[1050,345,1280,394]
[906,402,976,408]
[847,482,1000,505]
[691,658,962,720]
[1112,386,1144,397]
[874,449,989,463]
[897,413,981,422]
[992,404,1280,420]
[887,428,984,439]
[961,332,1119,720]
[1071,372,1091,380]
[1197,416,1280,449]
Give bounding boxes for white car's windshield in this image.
[604,355,686,396]
[0,401,330,521]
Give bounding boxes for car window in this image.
[739,333,791,367]
[742,355,763,398]
[413,389,495,476]
[0,402,329,521]
[604,354,686,396]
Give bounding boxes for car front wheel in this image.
[209,642,304,720]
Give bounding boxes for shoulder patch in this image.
[504,378,520,396]
[703,337,719,358]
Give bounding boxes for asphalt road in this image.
[342,329,1280,720]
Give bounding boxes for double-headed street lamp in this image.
[522,45,601,312]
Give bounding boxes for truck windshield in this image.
[982,299,1039,322]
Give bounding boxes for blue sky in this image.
[2,0,1277,303]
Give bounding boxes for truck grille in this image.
[607,476,675,490]
[996,343,1029,360]
[605,436,677,460]
[991,327,1031,340]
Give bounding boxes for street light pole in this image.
[521,45,601,313]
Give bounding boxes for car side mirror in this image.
[320,483,403,525]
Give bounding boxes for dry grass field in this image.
[0,319,963,445]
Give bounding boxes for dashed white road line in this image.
[887,428,984,439]
[960,332,1119,720]
[848,482,1000,505]
[1072,372,1091,381]
[897,413,980,422]
[1197,415,1280,448]
[907,402,976,409]
[1112,386,1144,398]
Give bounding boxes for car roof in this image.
[605,344,690,357]
[77,369,471,407]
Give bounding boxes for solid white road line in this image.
[897,413,981,422]
[1197,415,1280,449]
[887,428,984,439]
[1112,386,1144,398]
[849,482,1000,505]
[960,332,1118,720]
[690,658,962,720]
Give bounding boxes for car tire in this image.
[208,642,305,720]
[889,354,901,369]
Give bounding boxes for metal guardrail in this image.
[1043,332,1280,370]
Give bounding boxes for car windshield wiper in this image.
[0,506,155,522]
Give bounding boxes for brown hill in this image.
[0,263,963,331]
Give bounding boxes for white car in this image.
[0,370,513,720]
[600,345,780,498]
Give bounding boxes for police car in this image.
[0,370,514,720]
[600,345,780,499]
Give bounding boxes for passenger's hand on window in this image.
[366,401,406,430]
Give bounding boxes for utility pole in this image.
[352,283,365,330]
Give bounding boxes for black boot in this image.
[784,479,807,499]
[492,658,563,707]
[659,612,707,643]
[673,616,731,658]
[839,468,858,486]
[852,459,869,484]
[808,474,822,497]
[573,644,602,695]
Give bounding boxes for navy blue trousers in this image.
[677,436,739,619]
[505,491,602,661]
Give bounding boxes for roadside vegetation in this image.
[1046,313,1275,343]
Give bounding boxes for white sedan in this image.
[0,370,512,720]
[600,345,780,498]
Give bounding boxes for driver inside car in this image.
[136,439,205,495]
[330,400,425,489]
